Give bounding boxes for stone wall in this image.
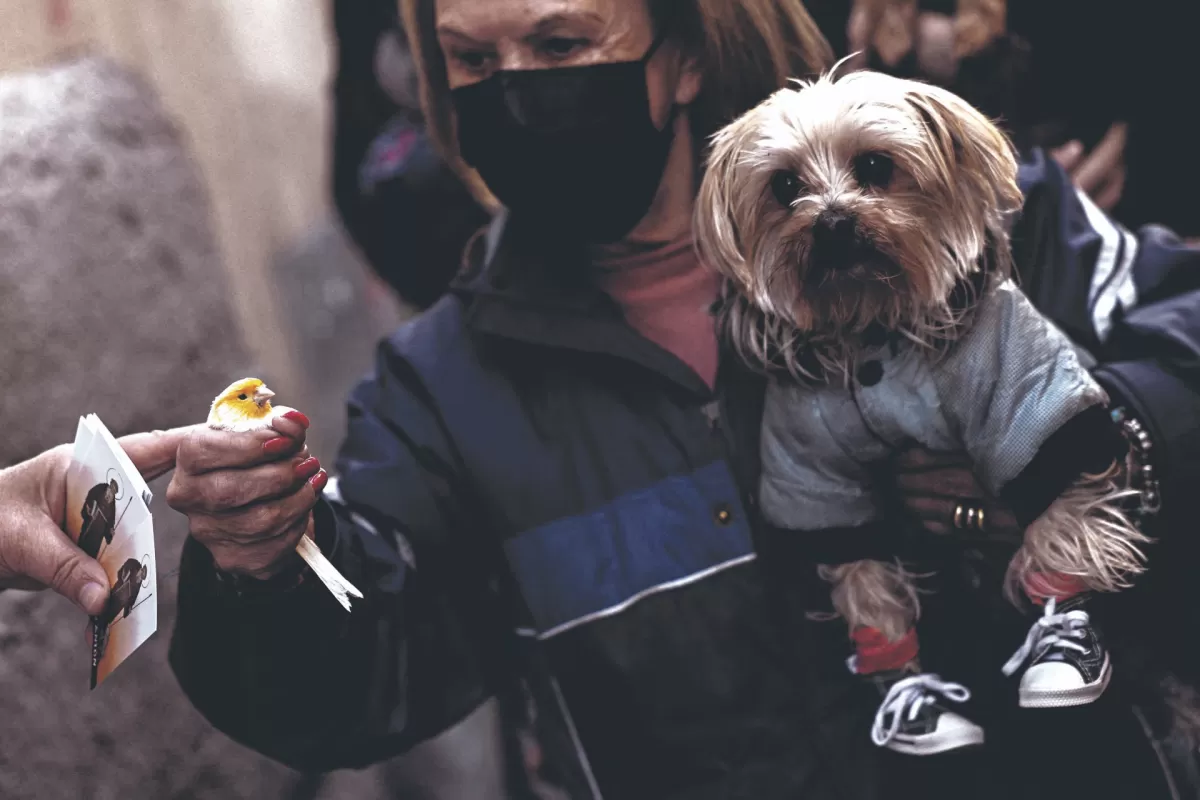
[0,56,252,464]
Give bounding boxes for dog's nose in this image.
[811,211,857,267]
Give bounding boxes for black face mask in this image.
[452,31,674,244]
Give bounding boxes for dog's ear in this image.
[903,84,1023,220]
[695,112,761,291]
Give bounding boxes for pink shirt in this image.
[593,234,721,390]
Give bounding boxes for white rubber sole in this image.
[885,725,985,756]
[1018,655,1111,709]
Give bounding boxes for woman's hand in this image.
[892,445,1020,541]
[1051,122,1128,212]
[166,414,326,579]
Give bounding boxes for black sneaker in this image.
[855,659,985,756]
[1001,596,1112,708]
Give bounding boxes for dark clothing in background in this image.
[1000,1,1173,230]
[172,154,1200,799]
[330,0,490,310]
[1104,0,1199,235]
[812,0,1198,234]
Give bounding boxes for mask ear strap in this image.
[642,26,671,63]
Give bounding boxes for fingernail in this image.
[310,469,329,494]
[80,582,107,613]
[282,410,311,429]
[294,457,321,480]
[263,437,293,456]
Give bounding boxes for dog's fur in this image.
[696,68,1148,646]
[820,559,922,641]
[1007,462,1145,605]
[697,68,1020,384]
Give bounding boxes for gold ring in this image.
[953,502,986,531]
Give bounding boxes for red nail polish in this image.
[294,457,321,480]
[310,469,329,493]
[263,437,293,456]
[282,410,311,429]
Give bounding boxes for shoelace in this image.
[870,674,972,747]
[1001,597,1090,677]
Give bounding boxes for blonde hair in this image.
[400,0,834,209]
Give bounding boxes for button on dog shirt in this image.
[857,360,884,387]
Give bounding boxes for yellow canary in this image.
[208,378,363,611]
[208,378,286,432]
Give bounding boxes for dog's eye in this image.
[769,170,804,208]
[853,152,894,189]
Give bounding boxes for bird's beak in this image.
[253,386,276,407]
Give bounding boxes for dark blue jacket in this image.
[171,152,1200,799]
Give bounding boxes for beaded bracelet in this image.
[1111,406,1162,519]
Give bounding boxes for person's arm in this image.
[931,283,1126,528]
[168,340,502,773]
[894,150,1200,539]
[1012,149,1200,518]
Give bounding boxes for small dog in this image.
[695,68,1149,756]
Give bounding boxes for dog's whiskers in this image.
[696,66,1022,385]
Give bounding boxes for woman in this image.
[166,0,1200,797]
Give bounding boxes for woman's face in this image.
[434,0,700,128]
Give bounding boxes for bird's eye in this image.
[853,152,894,189]
[237,393,248,400]
[769,170,804,208]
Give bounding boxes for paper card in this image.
[71,416,96,464]
[90,414,152,507]
[66,416,157,689]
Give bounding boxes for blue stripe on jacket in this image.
[503,460,755,639]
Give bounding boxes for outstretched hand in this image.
[0,427,196,613]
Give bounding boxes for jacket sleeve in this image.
[1012,148,1200,521]
[931,282,1124,526]
[169,339,504,773]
